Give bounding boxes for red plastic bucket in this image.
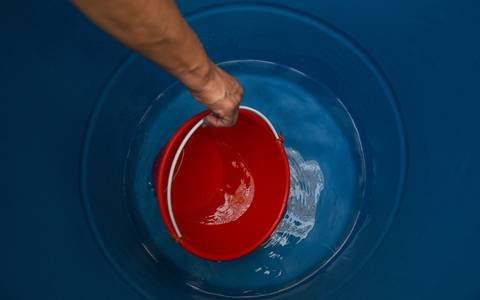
[155,106,290,260]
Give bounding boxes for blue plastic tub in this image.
[4,1,480,299]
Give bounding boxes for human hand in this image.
[187,63,243,127]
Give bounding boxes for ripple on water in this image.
[265,147,324,247]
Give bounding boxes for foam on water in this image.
[265,147,324,247]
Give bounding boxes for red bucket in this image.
[155,106,290,261]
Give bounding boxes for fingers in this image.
[203,113,227,127]
[203,99,240,127]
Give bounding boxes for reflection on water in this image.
[201,159,255,225]
[265,147,325,247]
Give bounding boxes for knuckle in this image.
[224,100,236,111]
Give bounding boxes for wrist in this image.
[177,58,216,93]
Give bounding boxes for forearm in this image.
[72,0,243,127]
[71,0,213,91]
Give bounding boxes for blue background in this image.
[3,1,479,299]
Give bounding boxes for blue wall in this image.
[3,1,480,299]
